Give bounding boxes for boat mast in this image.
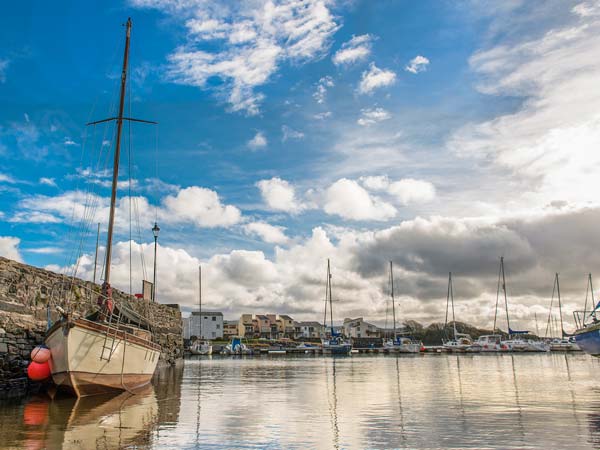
[556,273,564,337]
[390,261,396,340]
[323,261,329,334]
[493,258,502,332]
[328,259,334,336]
[501,257,511,333]
[450,272,457,340]
[103,18,132,290]
[198,266,202,339]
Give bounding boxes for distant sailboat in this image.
[321,259,352,355]
[382,261,420,353]
[190,265,212,356]
[546,273,579,351]
[442,272,475,353]
[45,18,160,397]
[496,257,548,352]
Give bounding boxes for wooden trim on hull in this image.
[53,371,153,397]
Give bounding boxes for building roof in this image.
[224,320,238,325]
[191,311,223,316]
[255,314,269,320]
[298,321,324,327]
[278,315,294,320]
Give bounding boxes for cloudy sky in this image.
[1,0,600,332]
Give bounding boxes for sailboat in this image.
[545,273,579,351]
[573,274,600,355]
[495,257,548,352]
[189,266,213,355]
[442,272,475,353]
[382,261,420,353]
[45,19,161,397]
[321,259,352,355]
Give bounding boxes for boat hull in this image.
[575,325,600,356]
[323,344,352,355]
[46,319,161,397]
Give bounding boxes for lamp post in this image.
[152,221,160,302]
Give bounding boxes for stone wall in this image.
[0,257,183,399]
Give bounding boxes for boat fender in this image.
[30,345,51,363]
[27,361,51,381]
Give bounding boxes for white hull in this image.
[189,342,213,355]
[46,319,160,397]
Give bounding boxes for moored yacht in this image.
[321,260,352,355]
[382,261,420,353]
[442,272,476,353]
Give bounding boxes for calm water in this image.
[1,353,600,449]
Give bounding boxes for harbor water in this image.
[1,353,600,449]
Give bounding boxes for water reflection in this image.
[3,354,600,449]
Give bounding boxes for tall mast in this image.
[493,259,502,332]
[556,273,564,337]
[103,18,132,287]
[198,266,202,339]
[323,261,329,332]
[450,272,457,340]
[501,257,511,333]
[328,259,334,335]
[390,261,396,340]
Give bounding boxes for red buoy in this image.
[30,345,51,364]
[27,361,51,381]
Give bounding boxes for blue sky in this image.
[2,1,600,329]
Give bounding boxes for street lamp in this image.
[152,221,160,302]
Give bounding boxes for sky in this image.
[2,0,600,332]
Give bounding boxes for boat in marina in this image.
[494,257,548,352]
[189,266,212,356]
[544,273,579,351]
[321,260,352,355]
[442,272,476,353]
[472,335,505,352]
[382,262,420,353]
[222,337,252,355]
[45,18,161,397]
[573,274,600,355]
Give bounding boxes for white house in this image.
[184,311,224,340]
[343,317,379,338]
[296,321,325,338]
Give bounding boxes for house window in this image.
[212,332,216,338]
[212,316,216,321]
[216,324,220,329]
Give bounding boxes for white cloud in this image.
[332,34,374,66]
[357,107,391,126]
[256,177,305,213]
[281,125,305,142]
[324,178,396,221]
[313,75,334,104]
[358,63,396,94]
[247,131,267,150]
[14,186,241,230]
[405,55,430,74]
[243,221,289,244]
[0,59,8,83]
[388,178,436,205]
[0,173,16,183]
[359,175,390,191]
[358,176,436,205]
[64,138,78,146]
[448,4,600,209]
[133,0,340,115]
[24,247,62,254]
[39,177,57,187]
[0,236,22,262]
[313,111,332,120]
[162,186,241,227]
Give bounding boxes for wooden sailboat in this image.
[189,265,213,355]
[382,261,420,353]
[321,259,352,355]
[45,18,161,397]
[442,272,475,353]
